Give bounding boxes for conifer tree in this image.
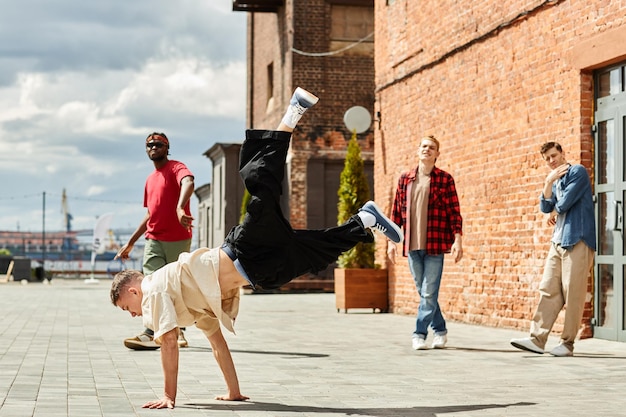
[336,130,375,268]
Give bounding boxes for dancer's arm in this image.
[207,328,249,401]
[142,328,179,409]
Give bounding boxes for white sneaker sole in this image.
[510,338,544,354]
[294,87,319,107]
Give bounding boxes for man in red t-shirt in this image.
[115,132,195,350]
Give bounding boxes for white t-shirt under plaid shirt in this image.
[140,247,240,344]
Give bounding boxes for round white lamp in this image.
[343,106,372,134]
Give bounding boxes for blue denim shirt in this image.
[539,164,596,251]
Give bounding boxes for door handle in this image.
[614,200,622,232]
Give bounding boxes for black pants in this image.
[224,129,374,289]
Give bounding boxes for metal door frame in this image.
[593,89,626,341]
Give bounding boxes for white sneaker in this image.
[549,344,573,357]
[282,87,319,128]
[412,337,428,350]
[432,334,447,349]
[123,332,160,351]
[292,87,319,109]
[510,337,544,354]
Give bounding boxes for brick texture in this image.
[375,0,626,337]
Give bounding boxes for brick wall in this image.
[375,0,626,336]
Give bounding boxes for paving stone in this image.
[0,280,624,416]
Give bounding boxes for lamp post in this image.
[42,191,46,275]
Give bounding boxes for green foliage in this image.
[240,188,251,224]
[336,130,375,269]
[0,248,11,256]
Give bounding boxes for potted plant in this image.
[334,130,388,313]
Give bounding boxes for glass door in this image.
[593,64,626,341]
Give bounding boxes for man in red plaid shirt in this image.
[388,135,463,350]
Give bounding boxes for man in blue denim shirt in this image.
[511,142,596,357]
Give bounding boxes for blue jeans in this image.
[408,250,447,338]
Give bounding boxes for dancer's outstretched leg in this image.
[223,87,319,287]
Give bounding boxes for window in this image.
[598,65,624,99]
[330,5,374,54]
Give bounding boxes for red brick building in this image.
[376,0,626,342]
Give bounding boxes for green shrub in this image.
[336,130,375,269]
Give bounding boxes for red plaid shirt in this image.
[391,166,463,256]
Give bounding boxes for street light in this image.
[343,105,372,134]
[42,191,46,275]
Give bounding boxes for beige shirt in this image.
[409,170,430,251]
[141,247,240,343]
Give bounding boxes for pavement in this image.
[0,279,624,417]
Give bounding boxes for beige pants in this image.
[530,241,594,349]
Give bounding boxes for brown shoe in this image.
[177,329,188,348]
[124,333,160,350]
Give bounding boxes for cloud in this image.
[0,0,246,233]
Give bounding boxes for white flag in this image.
[87,212,114,284]
[92,213,114,255]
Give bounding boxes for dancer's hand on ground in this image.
[142,396,175,409]
[215,393,249,401]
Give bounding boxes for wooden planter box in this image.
[334,268,388,313]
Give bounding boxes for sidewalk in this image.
[0,279,624,417]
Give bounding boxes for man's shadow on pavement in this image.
[445,346,626,359]
[186,346,626,359]
[185,346,329,358]
[179,401,535,416]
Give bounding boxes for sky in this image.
[0,0,247,236]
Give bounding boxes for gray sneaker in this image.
[282,87,319,127]
[360,201,403,243]
[510,337,544,354]
[292,87,319,109]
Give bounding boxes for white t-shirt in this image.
[141,247,240,343]
[551,178,567,245]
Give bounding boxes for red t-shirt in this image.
[144,160,194,242]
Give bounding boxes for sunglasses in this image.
[146,142,166,149]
